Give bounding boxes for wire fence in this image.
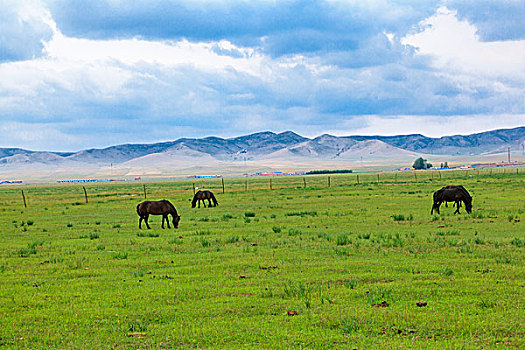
[0,167,522,209]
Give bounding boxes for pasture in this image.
[0,170,523,349]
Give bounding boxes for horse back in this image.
[138,200,174,215]
[439,187,469,202]
[195,190,212,199]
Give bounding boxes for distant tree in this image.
[413,157,427,170]
[306,169,353,175]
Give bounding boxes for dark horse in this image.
[137,200,180,229]
[191,190,218,208]
[431,185,472,215]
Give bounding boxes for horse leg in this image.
[161,215,165,229]
[198,199,201,208]
[165,215,170,228]
[139,216,143,229]
[145,214,151,229]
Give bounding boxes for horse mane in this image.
[191,191,201,206]
[162,200,178,214]
[456,185,472,200]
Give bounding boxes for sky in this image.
[0,0,524,151]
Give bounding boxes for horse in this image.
[431,185,472,215]
[191,190,218,208]
[136,200,180,229]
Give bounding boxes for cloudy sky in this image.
[1,0,524,151]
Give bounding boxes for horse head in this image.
[173,214,181,228]
[464,200,472,214]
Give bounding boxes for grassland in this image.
[0,169,523,349]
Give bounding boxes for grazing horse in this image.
[431,185,472,215]
[136,200,180,229]
[191,190,218,208]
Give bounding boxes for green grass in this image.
[0,170,523,349]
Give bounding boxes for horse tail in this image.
[431,189,443,215]
[136,203,142,216]
[210,192,218,206]
[433,189,442,203]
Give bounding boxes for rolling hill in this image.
[1,126,523,179]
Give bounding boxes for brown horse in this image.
[191,190,218,208]
[431,185,472,215]
[137,200,180,229]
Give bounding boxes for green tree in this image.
[413,157,427,170]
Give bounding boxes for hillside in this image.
[348,127,525,155]
[0,127,523,179]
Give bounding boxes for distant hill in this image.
[1,127,523,168]
[347,127,525,155]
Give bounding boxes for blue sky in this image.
[0,0,524,151]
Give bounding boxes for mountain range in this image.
[1,127,524,179]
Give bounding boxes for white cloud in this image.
[0,0,54,61]
[339,114,525,138]
[43,28,267,77]
[0,3,523,151]
[402,6,525,80]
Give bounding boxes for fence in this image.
[1,167,523,208]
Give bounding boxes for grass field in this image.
[0,170,523,349]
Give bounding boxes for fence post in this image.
[143,184,147,199]
[439,171,442,179]
[83,186,88,203]
[394,173,397,182]
[328,176,331,187]
[192,183,195,195]
[21,190,27,208]
[377,174,380,183]
[222,178,225,193]
[414,172,417,182]
[303,177,306,188]
[245,179,247,191]
[270,178,272,190]
[357,175,360,184]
